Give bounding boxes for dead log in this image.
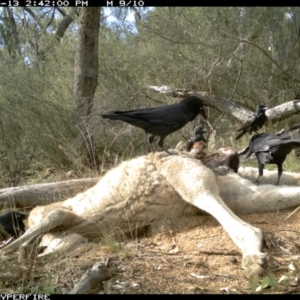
[0,178,99,209]
[147,85,300,123]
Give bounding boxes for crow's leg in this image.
[276,163,283,186]
[147,134,155,153]
[158,136,176,156]
[255,161,264,185]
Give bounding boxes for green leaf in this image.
[268,274,278,288]
[260,276,270,289]
[249,274,259,293]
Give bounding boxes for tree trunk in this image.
[73,8,101,170]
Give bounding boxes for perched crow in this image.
[240,131,300,185]
[187,126,207,152]
[102,96,207,155]
[0,211,27,241]
[235,105,268,140]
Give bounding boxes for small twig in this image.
[206,113,224,144]
[197,250,241,256]
[104,256,110,267]
[270,266,289,272]
[0,236,15,249]
[230,53,244,100]
[284,206,300,221]
[205,119,214,133]
[214,273,235,278]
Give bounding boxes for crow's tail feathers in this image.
[101,112,120,120]
[235,130,246,140]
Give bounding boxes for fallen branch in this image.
[147,86,300,123]
[0,178,99,209]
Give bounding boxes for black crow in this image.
[0,211,27,241]
[240,131,300,185]
[102,96,207,155]
[235,105,268,140]
[187,126,207,152]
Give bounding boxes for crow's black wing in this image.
[247,133,273,153]
[105,104,190,128]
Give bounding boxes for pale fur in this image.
[238,166,300,186]
[3,151,300,277]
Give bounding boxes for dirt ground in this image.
[2,209,300,294]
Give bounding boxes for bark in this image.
[147,85,300,123]
[73,7,101,113]
[55,15,74,40]
[73,8,101,169]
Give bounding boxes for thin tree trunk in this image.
[4,8,21,58]
[73,8,101,169]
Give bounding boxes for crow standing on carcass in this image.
[235,105,268,140]
[187,126,207,152]
[239,131,300,185]
[101,96,207,155]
